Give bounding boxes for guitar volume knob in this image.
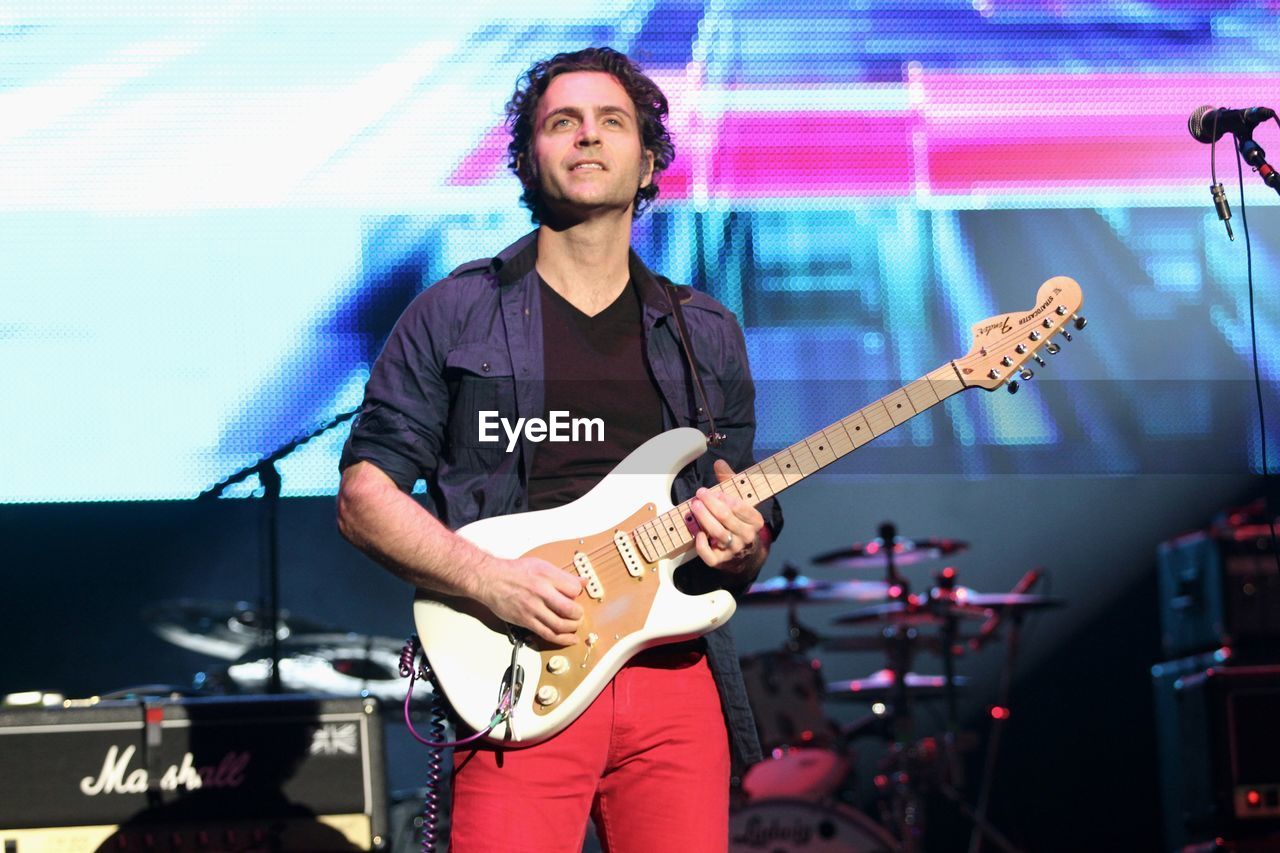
[547,655,570,675]
[535,685,560,706]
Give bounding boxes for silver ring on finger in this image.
[723,532,734,549]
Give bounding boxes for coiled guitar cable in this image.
[397,634,523,851]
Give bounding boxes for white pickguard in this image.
[412,427,736,745]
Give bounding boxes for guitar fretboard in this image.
[632,362,967,563]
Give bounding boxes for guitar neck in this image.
[633,361,968,563]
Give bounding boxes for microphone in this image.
[1188,105,1276,143]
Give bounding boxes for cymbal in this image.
[819,628,978,655]
[947,592,1064,610]
[826,669,968,702]
[832,597,987,628]
[143,598,338,660]
[223,632,422,704]
[811,537,968,570]
[741,574,892,606]
[832,589,1062,627]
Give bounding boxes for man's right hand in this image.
[337,462,584,646]
[475,556,584,646]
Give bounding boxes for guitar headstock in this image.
[955,276,1086,393]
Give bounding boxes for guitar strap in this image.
[660,277,726,448]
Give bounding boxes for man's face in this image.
[528,71,655,223]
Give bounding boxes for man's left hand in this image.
[688,459,770,576]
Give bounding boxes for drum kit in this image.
[732,522,1062,853]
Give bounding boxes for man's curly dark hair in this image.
[506,47,675,224]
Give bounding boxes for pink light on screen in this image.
[919,72,1280,193]
[446,73,1280,200]
[707,112,914,197]
[449,124,510,187]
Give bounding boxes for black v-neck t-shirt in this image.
[527,277,665,511]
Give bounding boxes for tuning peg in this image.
[1073,315,1087,331]
[1059,330,1073,342]
[1045,342,1061,355]
[1033,354,1046,367]
[1019,367,1034,380]
[1006,379,1020,394]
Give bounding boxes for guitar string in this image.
[630,291,1081,560]
[553,294,1080,589]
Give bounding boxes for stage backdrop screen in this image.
[2,2,1277,502]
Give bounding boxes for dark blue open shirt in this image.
[341,231,782,772]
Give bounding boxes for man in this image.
[337,47,781,852]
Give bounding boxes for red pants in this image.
[450,646,730,853]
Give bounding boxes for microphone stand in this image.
[198,406,360,693]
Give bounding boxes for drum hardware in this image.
[826,670,970,703]
[143,598,339,660]
[869,734,1021,853]
[821,626,981,656]
[965,570,1043,853]
[812,535,968,571]
[864,551,1020,853]
[742,570,893,606]
[853,563,1042,853]
[215,632,432,706]
[736,521,1057,853]
[831,590,1060,629]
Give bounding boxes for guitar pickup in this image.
[573,551,604,600]
[614,531,645,578]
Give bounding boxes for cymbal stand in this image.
[933,569,962,727]
[199,407,359,694]
[934,566,964,787]
[779,563,821,654]
[966,607,1029,853]
[874,521,925,853]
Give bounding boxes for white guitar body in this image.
[413,427,735,745]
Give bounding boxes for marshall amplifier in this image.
[0,694,388,851]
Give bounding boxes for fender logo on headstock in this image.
[973,316,1013,340]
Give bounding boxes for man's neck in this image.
[535,213,634,317]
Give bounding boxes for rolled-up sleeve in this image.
[339,292,449,493]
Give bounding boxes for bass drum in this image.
[739,651,848,801]
[730,799,899,853]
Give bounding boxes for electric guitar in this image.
[413,276,1086,745]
